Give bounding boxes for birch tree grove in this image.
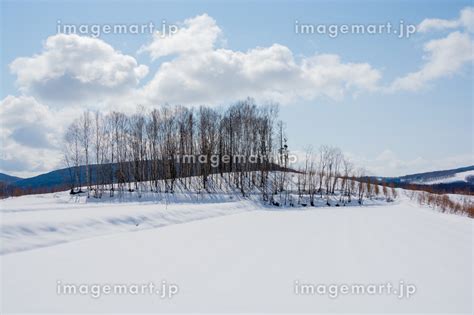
[63,100,284,199]
[296,146,366,206]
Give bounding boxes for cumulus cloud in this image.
[139,14,381,105]
[0,95,75,176]
[10,34,149,104]
[418,6,474,33]
[139,14,222,60]
[390,31,473,91]
[0,95,57,147]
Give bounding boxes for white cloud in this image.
[418,6,474,33]
[389,7,474,92]
[0,95,76,177]
[139,14,222,60]
[0,95,60,149]
[389,31,473,91]
[10,34,149,105]
[139,15,381,105]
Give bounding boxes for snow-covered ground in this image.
[1,189,472,314]
[0,190,255,254]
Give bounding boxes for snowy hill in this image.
[393,165,474,184]
[371,165,474,194]
[409,169,474,184]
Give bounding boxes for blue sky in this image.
[1,0,473,177]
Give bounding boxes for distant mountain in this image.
[396,165,474,184]
[370,165,474,194]
[0,173,23,184]
[11,167,79,190]
[1,164,119,196]
[5,162,128,191]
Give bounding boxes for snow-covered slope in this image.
[0,190,255,254]
[393,165,474,185]
[0,174,386,255]
[411,169,474,185]
[1,190,472,313]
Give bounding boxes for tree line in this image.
[286,146,398,207]
[63,99,398,207]
[407,189,474,218]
